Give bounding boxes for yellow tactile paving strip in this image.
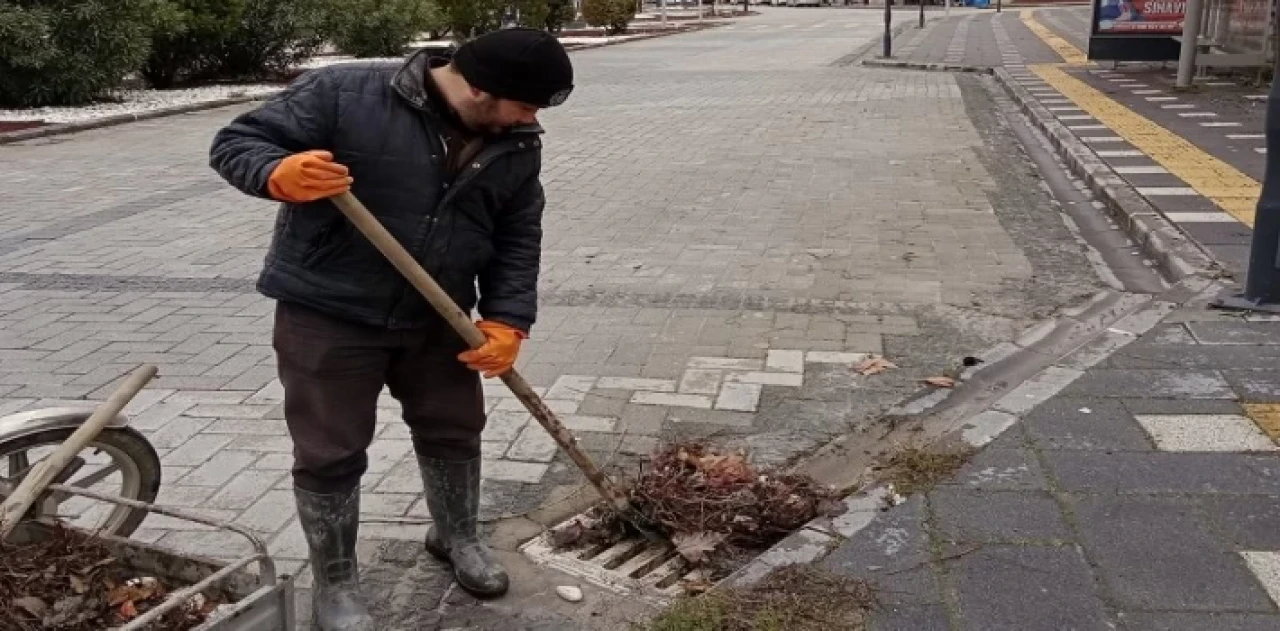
[1019,10,1089,66]
[1017,10,1261,227]
[1244,403,1280,444]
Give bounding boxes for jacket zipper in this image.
[383,133,529,327]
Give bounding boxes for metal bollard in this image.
[883,0,893,58]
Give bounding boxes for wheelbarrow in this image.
[0,366,296,630]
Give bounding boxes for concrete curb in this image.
[0,25,716,146]
[0,93,278,145]
[991,67,1221,281]
[861,58,994,74]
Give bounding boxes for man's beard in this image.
[458,100,504,136]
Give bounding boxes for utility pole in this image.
[918,0,924,29]
[996,0,1001,12]
[660,0,667,26]
[1176,0,1206,88]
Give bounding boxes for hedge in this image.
[0,0,178,107]
[0,0,577,107]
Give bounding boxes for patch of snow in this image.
[0,85,280,124]
[297,55,408,70]
[558,35,642,44]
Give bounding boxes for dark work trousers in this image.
[272,300,486,494]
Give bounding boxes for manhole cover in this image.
[519,515,703,605]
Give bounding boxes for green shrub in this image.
[436,0,505,38]
[543,0,573,32]
[0,0,178,107]
[143,0,328,88]
[582,0,633,34]
[325,0,446,58]
[511,0,549,30]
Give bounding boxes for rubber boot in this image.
[417,456,510,597]
[293,486,375,631]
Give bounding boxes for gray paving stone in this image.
[868,605,953,631]
[1021,397,1154,451]
[1043,451,1280,495]
[1106,340,1280,370]
[1188,321,1280,345]
[179,449,260,487]
[1118,612,1280,631]
[236,489,296,534]
[157,529,254,562]
[154,484,217,508]
[205,469,285,510]
[1223,370,1280,402]
[1068,495,1276,611]
[1198,496,1280,550]
[1119,398,1246,416]
[160,433,233,468]
[943,543,1111,631]
[1061,369,1236,399]
[820,497,944,606]
[140,413,213,449]
[929,489,1071,544]
[941,447,1048,491]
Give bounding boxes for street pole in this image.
[660,0,667,26]
[1212,71,1280,312]
[1176,0,1206,88]
[883,0,892,58]
[945,0,950,18]
[918,0,924,29]
[996,0,1001,13]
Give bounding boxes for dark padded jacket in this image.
[209,48,545,332]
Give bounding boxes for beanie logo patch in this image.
[548,87,573,107]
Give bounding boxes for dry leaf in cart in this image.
[855,356,897,376]
[79,557,116,574]
[13,595,47,618]
[118,599,139,620]
[924,376,956,388]
[672,531,727,564]
[70,573,89,594]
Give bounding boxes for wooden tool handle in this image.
[329,192,637,516]
[0,364,158,540]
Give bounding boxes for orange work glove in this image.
[267,150,352,203]
[458,321,527,378]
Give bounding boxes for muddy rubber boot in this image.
[293,486,375,631]
[417,456,510,597]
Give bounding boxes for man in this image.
[208,28,573,630]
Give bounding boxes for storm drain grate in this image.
[519,515,704,604]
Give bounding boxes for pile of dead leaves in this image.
[0,524,220,631]
[554,443,847,578]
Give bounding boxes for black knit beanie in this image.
[452,28,574,108]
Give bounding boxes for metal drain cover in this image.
[519,516,702,604]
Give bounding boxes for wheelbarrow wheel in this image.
[0,426,161,538]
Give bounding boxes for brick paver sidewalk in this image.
[807,279,1280,630]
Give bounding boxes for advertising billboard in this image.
[1095,0,1187,35]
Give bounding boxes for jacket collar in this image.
[391,47,545,137]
